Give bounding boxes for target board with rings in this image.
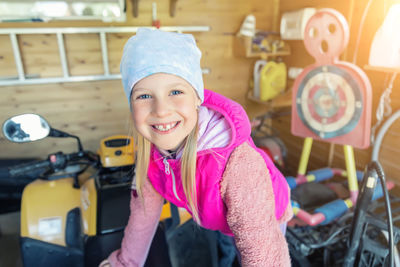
[291,9,372,149]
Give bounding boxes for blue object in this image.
[356,170,364,181]
[315,199,349,225]
[291,200,300,209]
[372,183,384,200]
[308,168,334,182]
[286,176,297,189]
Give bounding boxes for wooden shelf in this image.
[364,65,400,73]
[247,88,292,109]
[234,35,290,59]
[248,49,291,59]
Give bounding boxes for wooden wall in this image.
[0,0,276,158]
[278,0,400,184]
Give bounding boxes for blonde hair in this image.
[131,119,201,224]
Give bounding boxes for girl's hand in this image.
[99,259,111,267]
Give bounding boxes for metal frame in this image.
[0,26,211,86]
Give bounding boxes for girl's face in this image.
[131,73,201,151]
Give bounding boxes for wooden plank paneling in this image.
[18,34,63,77]
[0,80,131,156]
[0,35,17,77]
[107,33,132,74]
[64,34,104,76]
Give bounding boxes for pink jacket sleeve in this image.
[220,142,291,267]
[107,177,164,267]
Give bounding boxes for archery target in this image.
[296,65,363,139]
[291,8,372,149]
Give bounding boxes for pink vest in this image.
[147,89,289,235]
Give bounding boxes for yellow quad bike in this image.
[2,113,190,267]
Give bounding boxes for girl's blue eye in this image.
[137,94,151,99]
[170,90,183,95]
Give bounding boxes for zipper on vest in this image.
[163,157,181,201]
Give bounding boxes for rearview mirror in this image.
[2,114,51,143]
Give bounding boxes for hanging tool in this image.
[131,0,139,17]
[170,0,178,17]
[152,2,161,28]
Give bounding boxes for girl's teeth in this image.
[154,122,176,131]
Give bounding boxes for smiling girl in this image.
[101,28,292,267]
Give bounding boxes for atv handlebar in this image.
[8,160,51,178]
[6,151,99,179]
